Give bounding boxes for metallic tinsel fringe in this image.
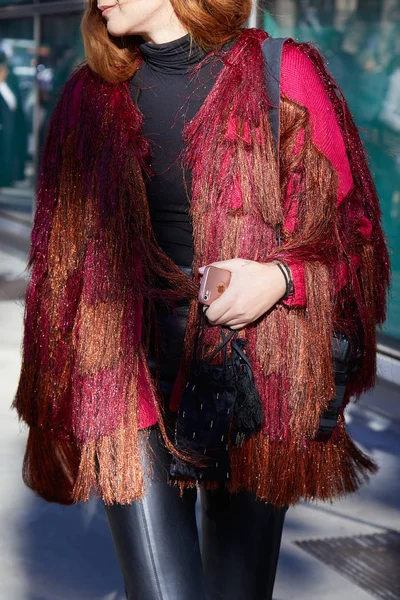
[171,417,378,507]
[13,29,389,505]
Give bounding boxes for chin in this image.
[103,15,133,38]
[107,23,132,37]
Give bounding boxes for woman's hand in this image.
[199,258,288,330]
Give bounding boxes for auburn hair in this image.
[81,0,252,84]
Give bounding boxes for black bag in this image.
[169,313,264,482]
[316,331,363,437]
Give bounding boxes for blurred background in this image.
[0,1,399,599]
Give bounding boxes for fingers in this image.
[204,292,236,324]
[202,304,246,330]
[205,305,248,328]
[198,259,254,330]
[202,283,249,326]
[208,312,236,327]
[198,258,244,276]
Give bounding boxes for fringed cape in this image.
[13,28,390,507]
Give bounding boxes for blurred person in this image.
[379,54,400,221]
[0,52,28,187]
[12,1,390,599]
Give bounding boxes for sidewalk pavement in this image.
[1,215,399,600]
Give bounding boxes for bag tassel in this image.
[230,336,264,448]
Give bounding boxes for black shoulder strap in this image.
[262,37,288,246]
[261,37,288,149]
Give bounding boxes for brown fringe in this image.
[22,426,81,505]
[47,134,94,287]
[170,417,378,507]
[358,242,378,386]
[253,261,335,442]
[13,358,39,429]
[72,351,147,505]
[72,346,196,505]
[74,300,125,375]
[277,96,340,256]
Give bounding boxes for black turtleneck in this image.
[130,34,226,267]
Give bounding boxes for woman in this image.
[0,53,28,187]
[13,1,390,599]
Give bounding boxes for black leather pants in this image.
[104,270,288,600]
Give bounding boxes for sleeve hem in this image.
[280,259,307,307]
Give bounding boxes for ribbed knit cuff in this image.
[279,259,307,307]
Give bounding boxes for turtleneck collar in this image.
[138,33,207,74]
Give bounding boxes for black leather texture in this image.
[104,428,207,600]
[200,487,288,600]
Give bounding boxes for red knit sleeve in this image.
[278,43,372,308]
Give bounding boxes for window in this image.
[0,1,83,217]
